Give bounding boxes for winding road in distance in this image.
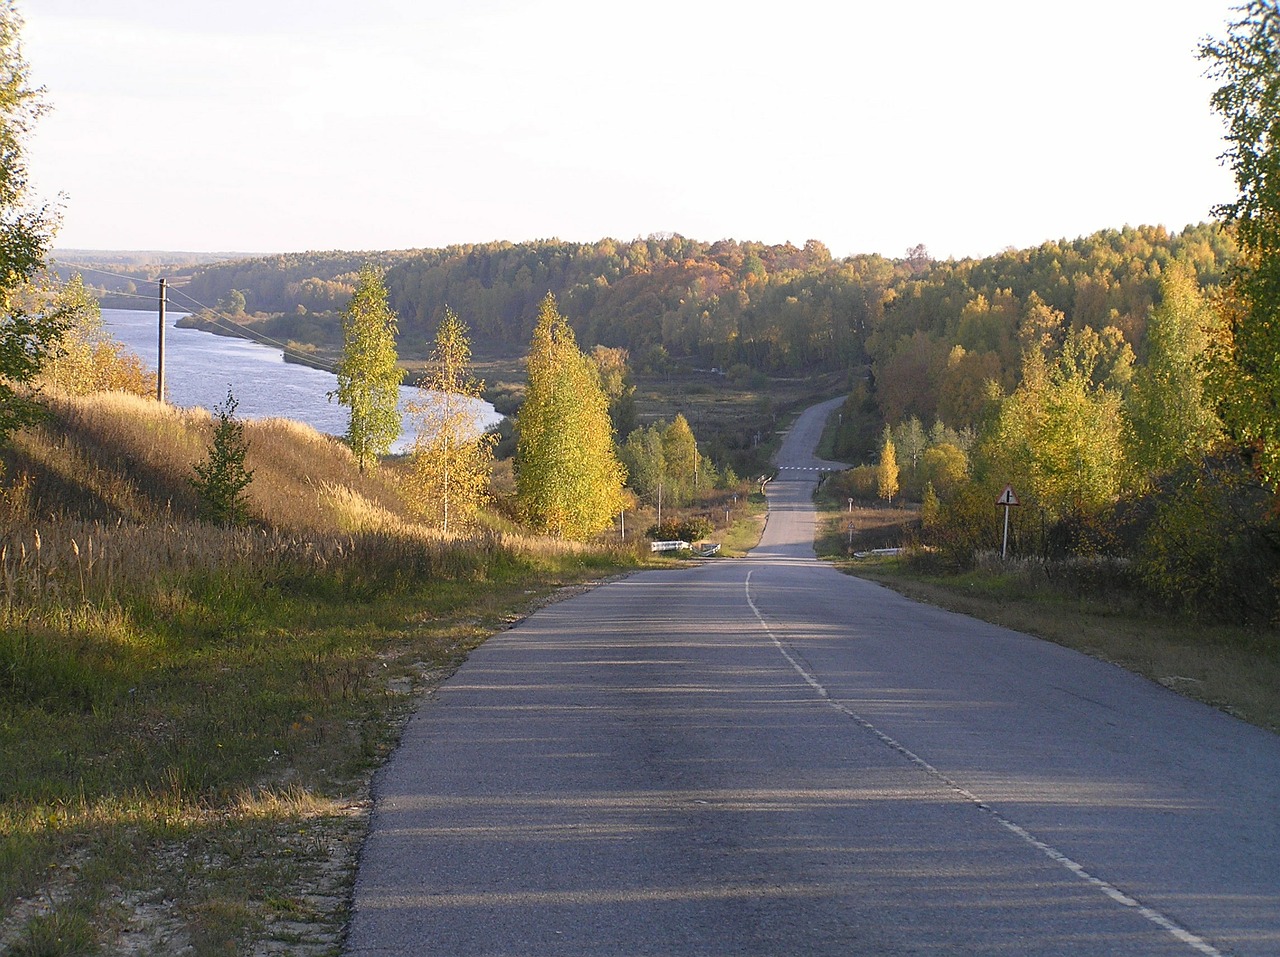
[347,396,1280,956]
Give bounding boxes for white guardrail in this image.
[650,540,690,553]
[649,541,722,557]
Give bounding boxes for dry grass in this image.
[0,389,637,955]
[815,502,920,557]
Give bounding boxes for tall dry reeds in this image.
[0,389,595,633]
[0,518,585,622]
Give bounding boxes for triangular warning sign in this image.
[997,485,1020,506]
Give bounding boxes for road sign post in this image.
[997,484,1020,559]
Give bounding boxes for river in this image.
[99,309,501,454]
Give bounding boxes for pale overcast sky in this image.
[24,0,1239,260]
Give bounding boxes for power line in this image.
[163,286,340,374]
[47,259,173,287]
[44,263,342,375]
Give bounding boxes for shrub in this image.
[823,466,879,503]
[918,481,999,569]
[645,517,714,542]
[1134,453,1280,624]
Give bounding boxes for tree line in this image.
[141,223,1234,399]
[833,2,1280,629]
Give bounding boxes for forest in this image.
[108,224,1231,444]
[155,220,1274,630]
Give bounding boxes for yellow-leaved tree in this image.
[1200,4,1280,488]
[331,265,404,472]
[35,274,156,397]
[982,327,1130,520]
[877,428,899,505]
[406,308,495,533]
[661,413,698,504]
[515,293,625,539]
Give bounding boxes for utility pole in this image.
[156,278,167,403]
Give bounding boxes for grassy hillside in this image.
[0,392,636,955]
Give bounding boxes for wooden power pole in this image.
[157,278,167,403]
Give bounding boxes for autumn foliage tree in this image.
[662,414,698,504]
[876,428,899,505]
[981,330,1129,521]
[1200,2,1280,489]
[0,6,65,442]
[332,265,404,471]
[1125,266,1222,481]
[515,293,625,539]
[34,274,156,397]
[406,308,495,533]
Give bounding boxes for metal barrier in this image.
[650,540,690,553]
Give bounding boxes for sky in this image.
[24,0,1240,261]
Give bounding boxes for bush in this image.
[645,517,713,542]
[823,466,879,504]
[1133,453,1280,625]
[918,481,999,569]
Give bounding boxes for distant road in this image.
[347,396,1280,956]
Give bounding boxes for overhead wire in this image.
[163,286,341,375]
[46,258,342,375]
[47,259,176,286]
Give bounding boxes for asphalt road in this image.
[346,396,1280,956]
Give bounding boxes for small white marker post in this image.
[997,484,1020,559]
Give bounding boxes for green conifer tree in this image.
[191,388,254,526]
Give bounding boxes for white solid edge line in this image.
[743,570,1224,957]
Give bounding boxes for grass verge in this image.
[0,546,635,956]
[0,390,657,955]
[813,501,1280,735]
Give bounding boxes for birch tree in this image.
[407,308,494,533]
[332,265,404,471]
[1125,266,1222,480]
[0,5,65,441]
[983,331,1128,519]
[877,428,900,505]
[1200,3,1280,487]
[662,413,698,504]
[515,293,625,538]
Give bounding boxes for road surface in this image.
[347,396,1280,956]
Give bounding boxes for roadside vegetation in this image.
[0,388,647,955]
[0,314,767,956]
[10,2,1280,952]
[805,5,1280,741]
[813,443,1280,737]
[0,289,764,955]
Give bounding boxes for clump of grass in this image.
[7,909,97,957]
